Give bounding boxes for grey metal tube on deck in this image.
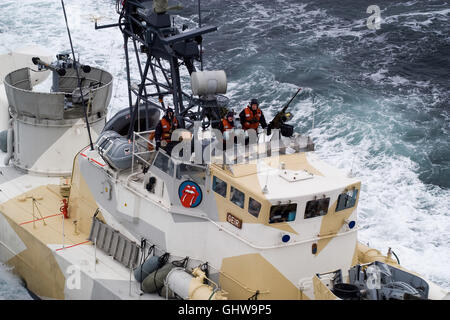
[4,118,14,165]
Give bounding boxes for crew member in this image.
[218,111,235,134]
[239,98,267,131]
[154,107,179,151]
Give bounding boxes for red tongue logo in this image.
[181,184,200,208]
[178,181,202,208]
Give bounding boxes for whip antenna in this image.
[198,0,203,71]
[61,0,94,150]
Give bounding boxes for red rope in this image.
[19,213,63,226]
[56,240,91,252]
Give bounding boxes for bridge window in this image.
[212,176,227,198]
[176,163,205,185]
[304,197,330,219]
[153,152,174,177]
[269,203,297,224]
[336,189,358,212]
[230,186,245,209]
[248,197,261,218]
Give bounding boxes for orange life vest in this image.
[221,118,234,132]
[160,117,178,142]
[243,106,262,130]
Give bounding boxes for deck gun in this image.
[32,57,67,77]
[267,88,302,137]
[32,54,92,77]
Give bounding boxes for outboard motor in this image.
[348,261,429,300]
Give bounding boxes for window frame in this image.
[248,197,262,218]
[152,151,175,177]
[212,176,227,198]
[268,203,298,224]
[176,163,206,186]
[335,189,358,212]
[230,186,245,209]
[304,197,330,219]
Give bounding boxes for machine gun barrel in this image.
[32,56,92,76]
[32,57,66,76]
[268,87,302,130]
[284,87,302,111]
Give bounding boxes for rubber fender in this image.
[142,263,175,293]
[134,256,160,283]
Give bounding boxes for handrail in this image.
[205,216,358,250]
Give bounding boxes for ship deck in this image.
[0,159,164,299]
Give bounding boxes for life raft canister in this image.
[243,106,261,130]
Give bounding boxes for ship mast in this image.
[97,0,220,138]
[61,0,95,150]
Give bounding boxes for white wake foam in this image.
[0,264,32,300]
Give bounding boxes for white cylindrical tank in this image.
[191,70,227,97]
[166,267,227,300]
[166,267,193,300]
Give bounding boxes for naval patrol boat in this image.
[0,0,448,300]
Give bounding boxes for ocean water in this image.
[0,0,449,297]
[0,264,32,300]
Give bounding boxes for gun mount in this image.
[268,88,301,137]
[3,54,112,175]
